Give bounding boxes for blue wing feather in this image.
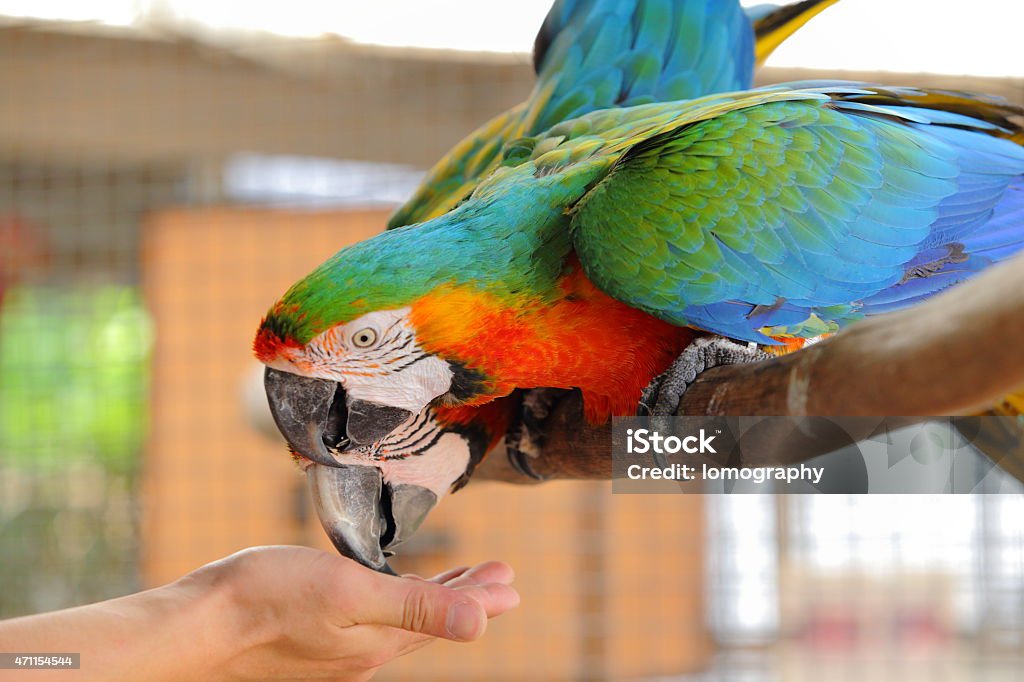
[569,86,1024,341]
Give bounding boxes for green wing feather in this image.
[495,84,1024,341]
[386,105,527,230]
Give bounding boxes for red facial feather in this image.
[253,323,301,364]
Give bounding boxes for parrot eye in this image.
[351,327,378,349]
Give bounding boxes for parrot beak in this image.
[263,367,344,467]
[306,464,438,573]
[264,367,436,572]
[306,463,392,572]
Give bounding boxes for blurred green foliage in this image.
[0,285,152,473]
[0,285,150,616]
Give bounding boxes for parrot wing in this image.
[385,104,526,230]
[388,0,758,229]
[389,0,842,229]
[525,84,1024,342]
[523,0,754,132]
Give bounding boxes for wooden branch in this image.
[474,252,1024,484]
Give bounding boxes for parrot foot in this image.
[505,388,575,481]
[638,336,771,416]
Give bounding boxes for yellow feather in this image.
[753,0,841,65]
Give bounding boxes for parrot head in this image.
[254,231,502,446]
[253,173,579,570]
[253,225,515,572]
[257,305,461,450]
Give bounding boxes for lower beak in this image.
[307,464,438,574]
[307,463,390,572]
[263,367,434,572]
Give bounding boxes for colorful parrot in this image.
[257,0,848,572]
[258,81,1024,569]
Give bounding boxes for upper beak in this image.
[263,367,342,467]
[263,367,434,572]
[263,367,415,463]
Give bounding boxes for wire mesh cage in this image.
[1,6,1023,681]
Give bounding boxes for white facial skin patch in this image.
[286,308,454,414]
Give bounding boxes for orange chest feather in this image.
[410,267,693,421]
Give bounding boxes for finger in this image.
[323,624,433,673]
[396,635,439,658]
[454,583,521,619]
[347,586,521,662]
[427,565,471,583]
[353,583,520,638]
[444,561,514,588]
[345,572,490,641]
[402,566,472,582]
[341,584,521,664]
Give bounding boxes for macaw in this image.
[258,79,1024,569]
[258,0,848,572]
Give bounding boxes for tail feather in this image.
[750,0,840,65]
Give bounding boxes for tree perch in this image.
[474,251,1024,484]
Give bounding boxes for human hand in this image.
[187,546,519,681]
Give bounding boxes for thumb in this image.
[350,574,490,641]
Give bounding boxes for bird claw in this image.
[505,388,575,480]
[638,336,771,417]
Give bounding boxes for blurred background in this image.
[0,1,1023,680]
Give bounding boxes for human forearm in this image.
[0,547,518,682]
[0,572,238,682]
